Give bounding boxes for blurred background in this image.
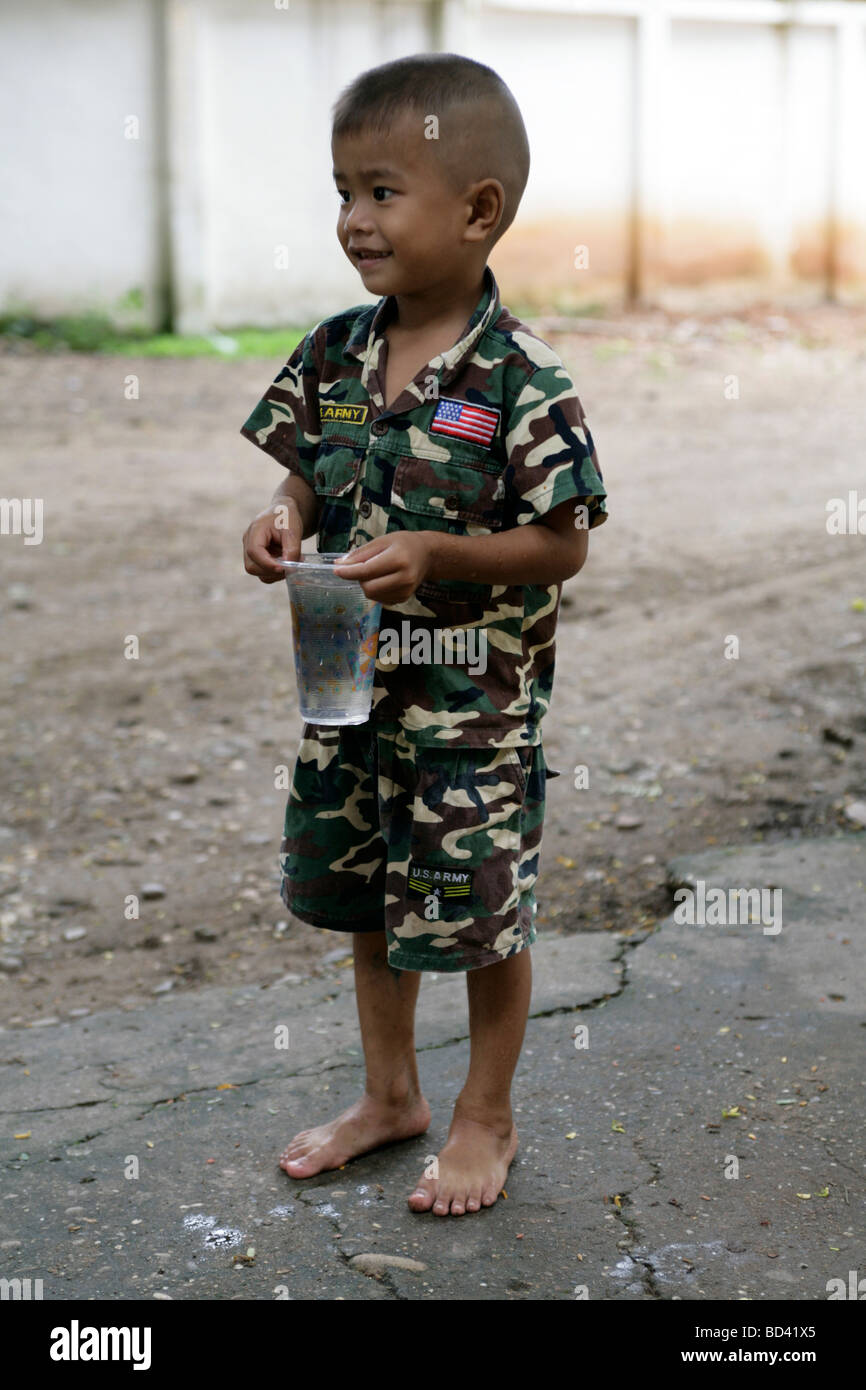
[1,1,864,1020]
[2,0,866,344]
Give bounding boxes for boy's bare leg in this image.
[408,944,531,1215]
[279,929,431,1177]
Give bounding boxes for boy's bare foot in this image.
[407,1100,518,1216]
[279,1092,431,1178]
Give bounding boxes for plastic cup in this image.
[277,552,381,726]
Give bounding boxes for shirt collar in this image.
[344,265,501,389]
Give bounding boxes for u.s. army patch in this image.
[406,861,473,899]
[320,401,368,426]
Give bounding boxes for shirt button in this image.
[359,498,372,518]
[445,494,460,510]
[371,420,387,436]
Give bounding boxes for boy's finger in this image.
[248,539,288,574]
[275,517,302,561]
[334,546,394,576]
[335,537,387,564]
[282,532,301,561]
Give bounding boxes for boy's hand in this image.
[242,499,303,583]
[333,532,433,605]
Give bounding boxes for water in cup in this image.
[279,552,381,725]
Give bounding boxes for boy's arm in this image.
[426,499,588,586]
[332,503,585,601]
[240,328,324,582]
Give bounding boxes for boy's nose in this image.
[343,200,374,232]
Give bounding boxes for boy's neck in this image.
[386,268,487,338]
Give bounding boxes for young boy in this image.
[240,53,607,1217]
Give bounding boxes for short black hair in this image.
[331,52,530,244]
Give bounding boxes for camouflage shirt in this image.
[239,265,607,749]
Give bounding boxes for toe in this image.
[284,1153,316,1174]
[282,1139,310,1159]
[408,1180,436,1212]
[465,1187,483,1213]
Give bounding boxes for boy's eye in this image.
[336,186,393,204]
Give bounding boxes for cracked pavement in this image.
[1,834,863,1300]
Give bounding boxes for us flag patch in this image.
[430,397,499,449]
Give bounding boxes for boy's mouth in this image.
[352,248,391,267]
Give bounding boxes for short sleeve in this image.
[504,363,607,530]
[238,330,322,490]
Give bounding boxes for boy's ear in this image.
[465,178,505,240]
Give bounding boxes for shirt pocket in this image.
[312,427,365,551]
[312,427,365,498]
[390,451,506,532]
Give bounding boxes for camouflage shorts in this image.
[277,719,559,972]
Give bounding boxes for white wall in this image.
[2,0,865,332]
[199,0,432,328]
[0,0,163,321]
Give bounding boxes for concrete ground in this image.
[2,311,865,1303]
[2,833,863,1301]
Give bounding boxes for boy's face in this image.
[332,115,473,293]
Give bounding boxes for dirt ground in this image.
[1,299,865,1026]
